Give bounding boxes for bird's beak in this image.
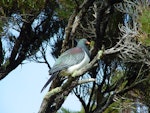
[86,41,90,45]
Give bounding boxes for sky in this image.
[0,22,89,113]
[0,62,81,113]
[0,14,82,113]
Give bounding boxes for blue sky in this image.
[0,62,81,113]
[0,15,81,113]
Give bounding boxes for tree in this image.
[0,0,66,79]
[0,0,150,113]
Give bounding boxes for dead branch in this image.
[118,23,150,67]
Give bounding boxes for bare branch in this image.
[118,23,150,67]
[61,0,96,52]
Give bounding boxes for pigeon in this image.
[41,38,91,92]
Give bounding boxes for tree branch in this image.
[61,0,96,52]
[38,50,103,113]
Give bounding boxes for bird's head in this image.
[77,38,91,57]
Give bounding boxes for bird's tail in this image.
[41,72,58,92]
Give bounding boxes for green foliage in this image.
[104,98,135,113]
[78,107,85,113]
[110,70,128,92]
[0,0,66,81]
[56,0,83,19]
[136,78,150,109]
[0,0,45,36]
[56,0,75,19]
[58,107,71,113]
[0,0,45,15]
[0,16,4,30]
[58,107,82,113]
[139,8,150,35]
[111,70,124,83]
[138,7,150,46]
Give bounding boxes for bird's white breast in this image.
[67,50,90,73]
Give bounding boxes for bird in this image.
[41,38,91,92]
